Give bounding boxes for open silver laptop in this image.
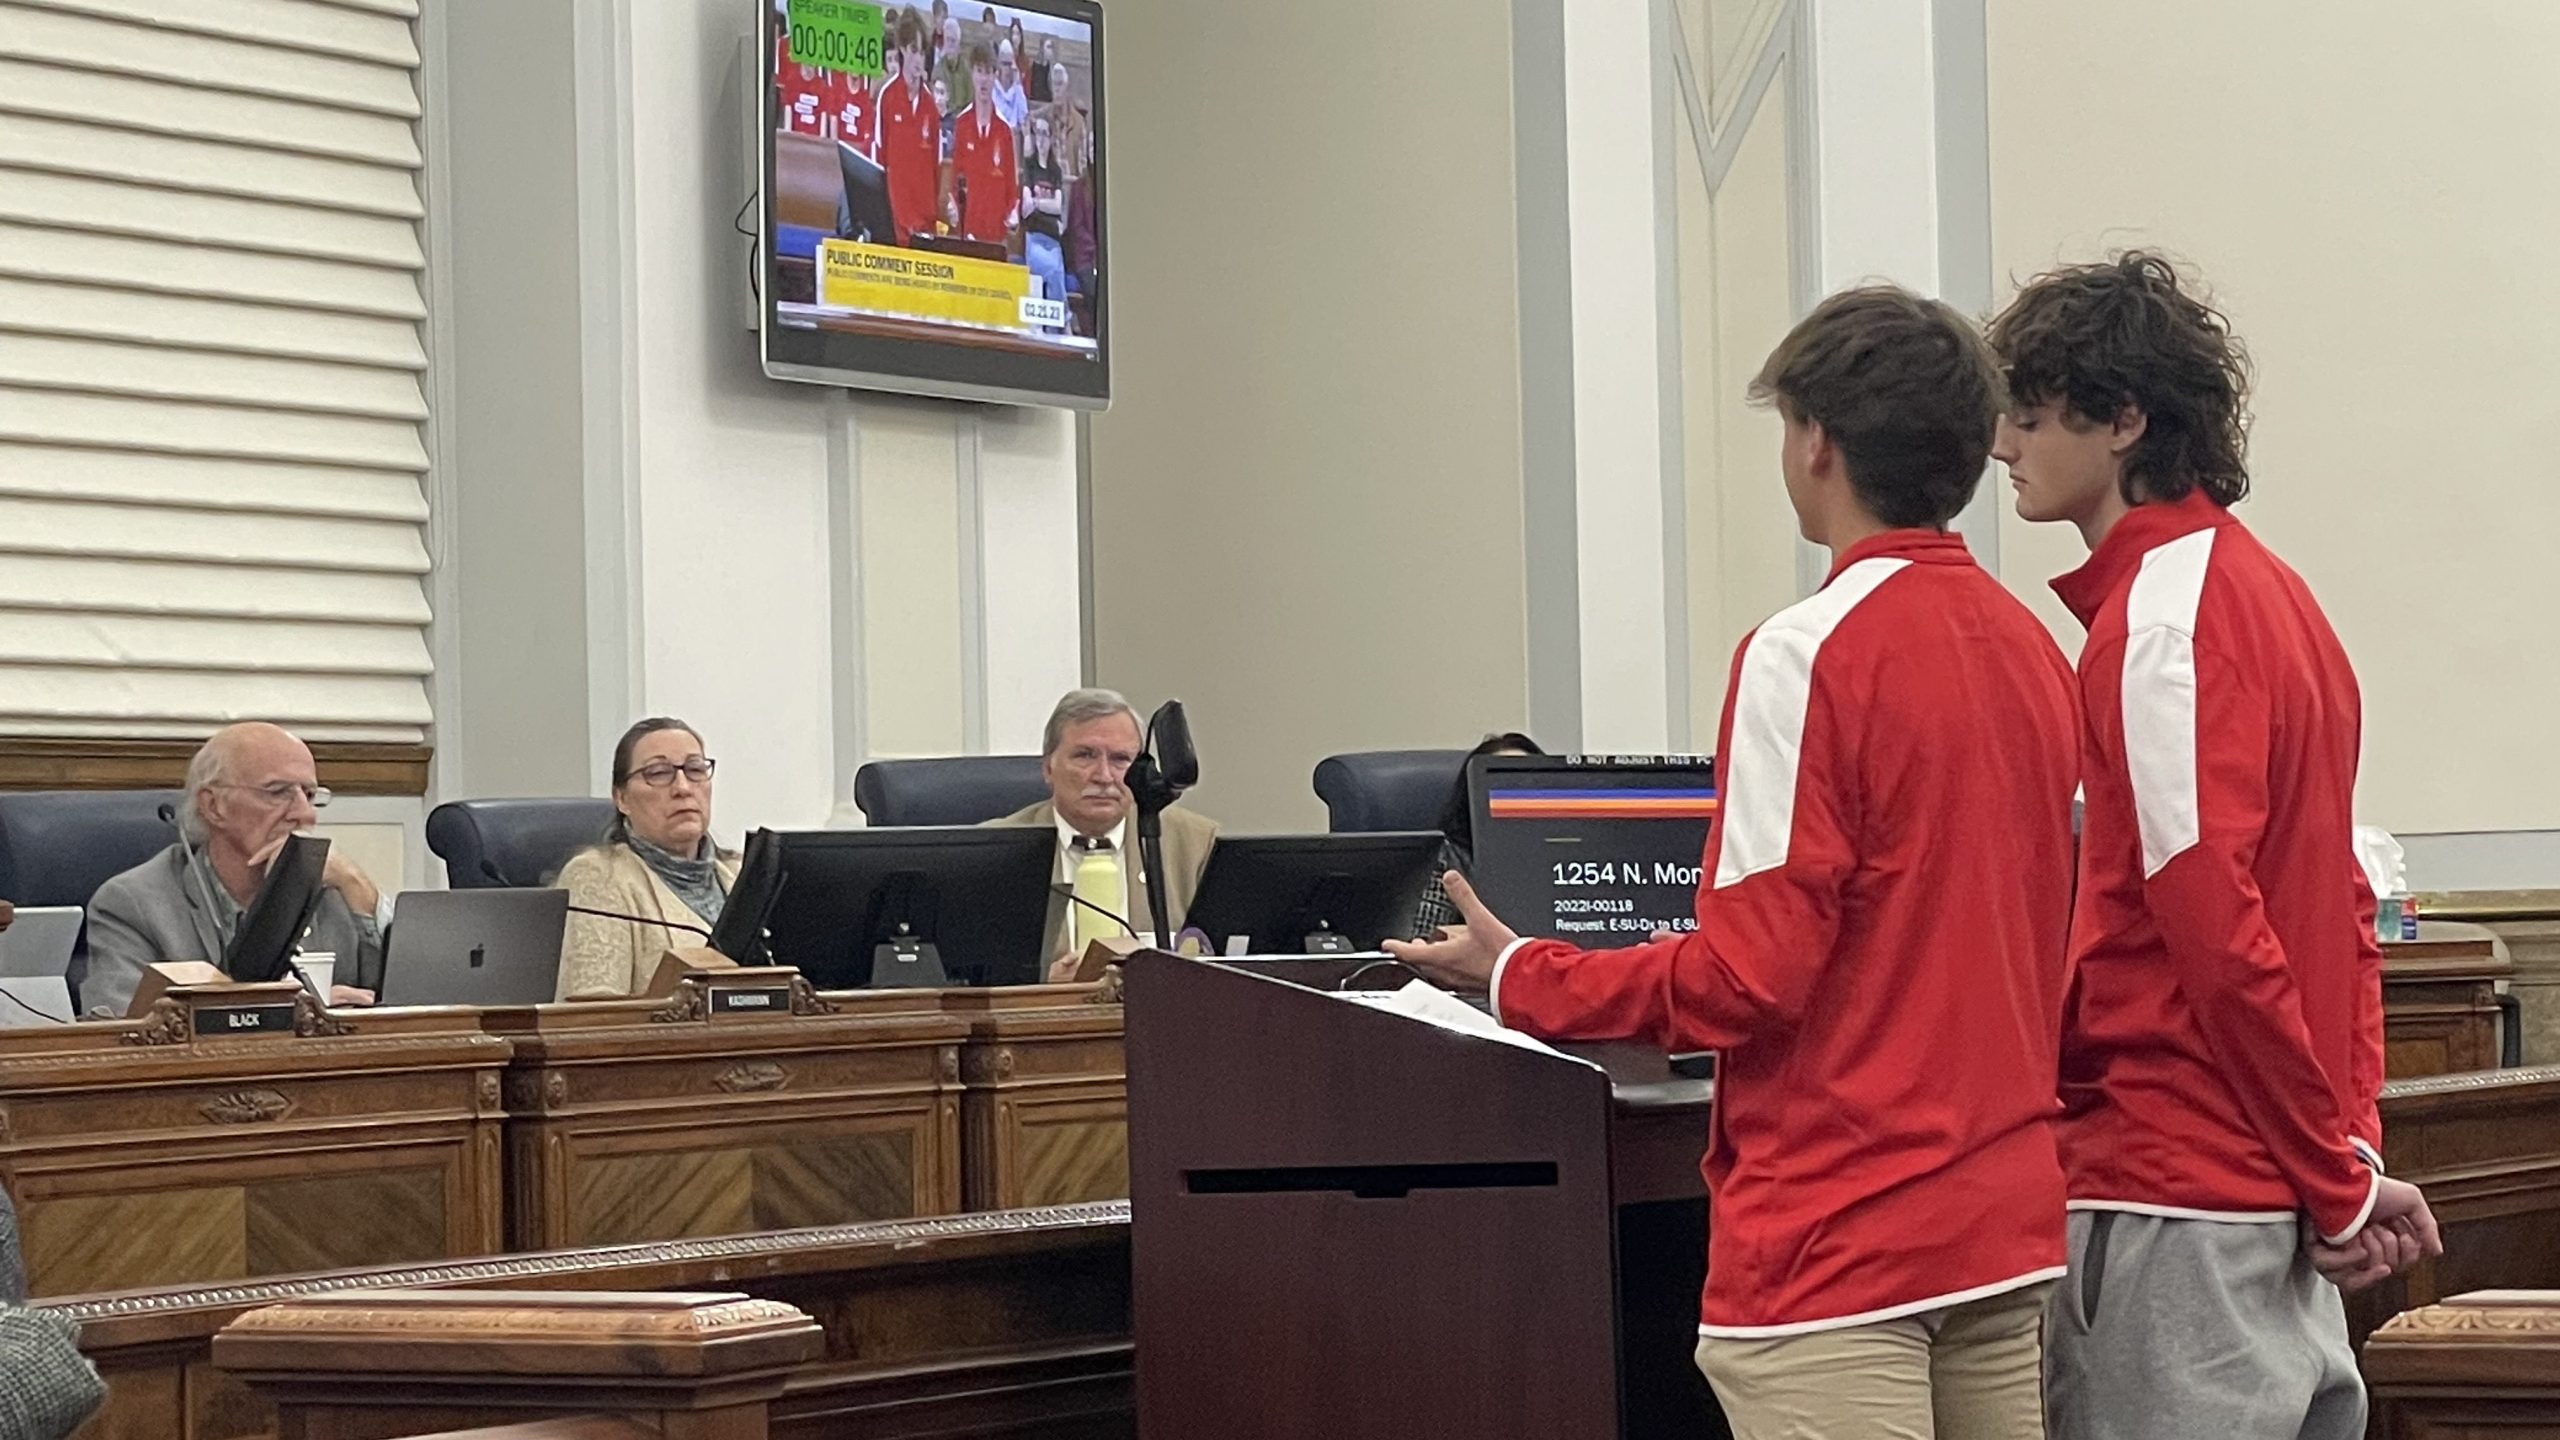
[379,889,570,1007]
[0,906,81,1026]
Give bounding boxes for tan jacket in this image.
[989,800,1219,962]
[554,843,741,1001]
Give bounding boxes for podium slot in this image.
[1183,1162,1558,1200]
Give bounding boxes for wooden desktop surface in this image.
[54,1203,1131,1440]
[0,998,509,1298]
[0,978,1129,1298]
[2385,921,2511,1078]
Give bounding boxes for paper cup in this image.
[295,951,337,1000]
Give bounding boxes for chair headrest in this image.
[852,756,1051,828]
[0,790,185,909]
[426,797,618,888]
[1311,750,1469,834]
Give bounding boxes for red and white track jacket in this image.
[1492,530,2079,1335]
[2052,492,2384,1244]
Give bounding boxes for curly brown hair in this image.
[1988,251,2252,507]
[1749,284,2004,530]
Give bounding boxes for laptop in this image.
[379,889,570,1007]
[0,905,81,1026]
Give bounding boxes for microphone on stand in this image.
[1124,699,1196,949]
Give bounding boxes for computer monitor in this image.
[711,826,787,964]
[1465,754,1719,943]
[1182,833,1443,955]
[226,833,331,983]
[760,827,1055,989]
[835,142,901,246]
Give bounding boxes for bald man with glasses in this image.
[85,722,388,1016]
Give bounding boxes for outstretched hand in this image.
[1381,872,1520,994]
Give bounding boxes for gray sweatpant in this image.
[2044,1210,2363,1440]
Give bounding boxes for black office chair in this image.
[0,789,188,911]
[852,756,1050,826]
[1311,750,1469,833]
[426,798,617,888]
[0,789,187,1009]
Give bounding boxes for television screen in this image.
[761,0,1109,408]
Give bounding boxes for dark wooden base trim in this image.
[0,738,431,796]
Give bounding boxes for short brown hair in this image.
[894,9,927,52]
[1988,251,2250,507]
[1748,285,2003,529]
[967,39,995,71]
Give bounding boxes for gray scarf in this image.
[628,833,726,928]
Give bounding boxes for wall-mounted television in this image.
[760,0,1108,408]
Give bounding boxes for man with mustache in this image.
[995,689,1218,979]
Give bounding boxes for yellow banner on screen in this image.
[819,240,1032,330]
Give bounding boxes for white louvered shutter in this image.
[0,0,432,745]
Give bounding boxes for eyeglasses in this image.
[630,759,717,788]
[220,781,332,808]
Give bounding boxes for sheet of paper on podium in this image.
[1329,980,1568,1058]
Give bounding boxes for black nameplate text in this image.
[709,986,792,1017]
[195,1002,298,1036]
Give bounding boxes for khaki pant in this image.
[1695,1281,2052,1440]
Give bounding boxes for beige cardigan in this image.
[553,842,741,1001]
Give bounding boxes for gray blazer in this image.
[83,843,384,1019]
[0,1188,107,1438]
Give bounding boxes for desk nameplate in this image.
[194,1002,298,1037]
[708,985,794,1018]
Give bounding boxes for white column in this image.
[1559,0,1674,754]
[1803,0,1999,570]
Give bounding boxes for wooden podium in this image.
[1125,952,1719,1440]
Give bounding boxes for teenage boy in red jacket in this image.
[1989,253,2441,1440]
[1391,285,2079,1439]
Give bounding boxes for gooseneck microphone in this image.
[1049,882,1137,940]
[477,859,713,941]
[567,904,713,941]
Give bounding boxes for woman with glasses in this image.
[85,722,388,1017]
[554,717,740,1000]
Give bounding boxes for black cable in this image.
[1333,957,1416,992]
[0,985,69,1026]
[734,190,762,305]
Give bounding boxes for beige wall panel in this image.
[857,407,967,761]
[1696,80,1796,729]
[1088,0,1528,830]
[1988,0,2560,832]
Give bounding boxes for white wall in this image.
[1987,0,2560,851]
[426,0,1081,849]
